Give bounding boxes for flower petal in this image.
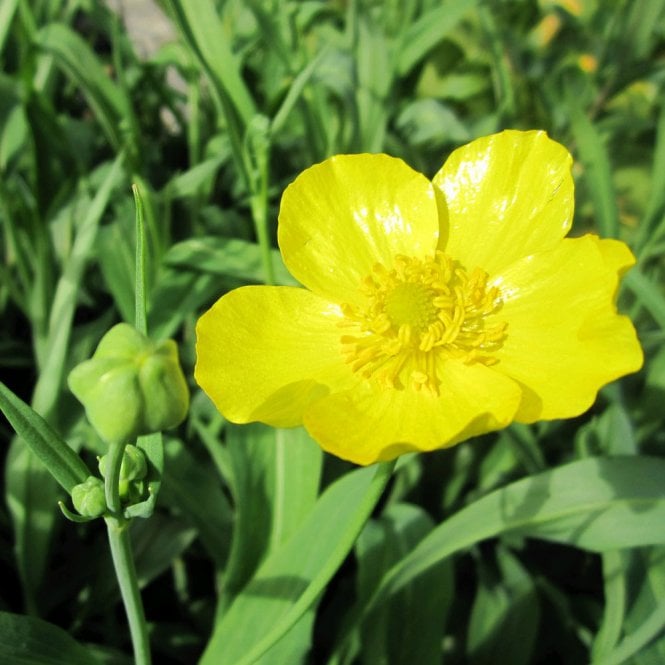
[303,361,522,465]
[195,286,356,427]
[490,235,643,422]
[433,130,574,274]
[278,153,442,305]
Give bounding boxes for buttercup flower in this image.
[195,130,643,465]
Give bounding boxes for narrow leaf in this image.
[375,456,665,606]
[0,382,88,493]
[201,461,395,665]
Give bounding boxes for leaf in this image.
[0,382,89,493]
[567,92,620,238]
[356,503,453,665]
[0,0,19,57]
[162,236,295,286]
[0,611,101,665]
[166,157,226,199]
[222,424,323,599]
[36,23,129,150]
[396,99,470,148]
[162,0,255,124]
[374,456,665,607]
[397,0,479,75]
[159,437,233,568]
[200,462,395,665]
[591,550,631,661]
[593,546,665,665]
[466,546,540,665]
[624,267,665,331]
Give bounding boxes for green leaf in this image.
[36,23,129,150]
[356,503,453,665]
[0,0,19,57]
[0,611,101,665]
[0,382,88,493]
[162,0,256,124]
[595,546,665,665]
[567,92,620,238]
[132,184,148,335]
[591,550,631,662]
[374,456,665,607]
[466,546,539,665]
[165,157,226,199]
[200,462,395,665]
[397,0,478,75]
[222,424,323,599]
[163,236,295,286]
[624,267,665,331]
[160,437,233,568]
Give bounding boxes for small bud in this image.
[68,323,189,444]
[71,477,107,518]
[99,444,149,503]
[99,444,147,482]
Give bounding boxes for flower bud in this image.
[71,476,106,518]
[98,444,149,504]
[98,444,147,482]
[68,323,189,444]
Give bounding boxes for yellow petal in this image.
[490,235,643,422]
[433,130,574,274]
[303,361,522,465]
[278,154,442,305]
[595,236,637,278]
[195,286,356,427]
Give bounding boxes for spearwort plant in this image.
[1,2,665,664]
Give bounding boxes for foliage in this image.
[1,0,664,663]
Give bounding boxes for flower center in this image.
[339,252,506,395]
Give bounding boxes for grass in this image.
[1,0,665,663]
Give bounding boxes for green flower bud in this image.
[98,444,147,483]
[71,476,106,518]
[99,444,149,502]
[68,323,189,444]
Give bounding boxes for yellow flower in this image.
[195,130,643,465]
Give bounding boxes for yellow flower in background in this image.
[195,130,643,465]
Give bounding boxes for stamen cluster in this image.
[340,251,506,395]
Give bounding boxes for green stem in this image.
[251,188,275,286]
[104,442,151,665]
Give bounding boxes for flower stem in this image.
[104,442,151,665]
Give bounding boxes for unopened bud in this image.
[71,476,106,518]
[68,324,189,444]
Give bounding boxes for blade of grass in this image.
[566,85,620,238]
[36,23,129,150]
[162,0,255,125]
[396,0,478,76]
[624,268,665,331]
[0,0,19,60]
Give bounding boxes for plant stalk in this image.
[104,442,151,665]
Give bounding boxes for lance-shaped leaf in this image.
[0,382,89,493]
